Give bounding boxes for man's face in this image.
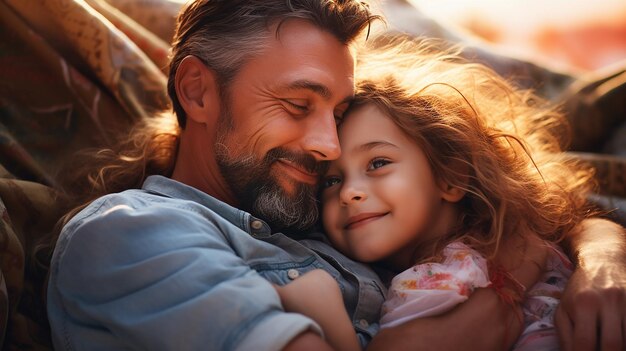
[215,20,355,232]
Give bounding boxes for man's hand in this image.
[556,218,626,351]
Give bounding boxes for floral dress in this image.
[380,241,572,351]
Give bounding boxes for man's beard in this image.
[215,109,326,233]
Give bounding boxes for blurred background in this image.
[409,0,626,72]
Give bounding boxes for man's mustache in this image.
[265,148,329,178]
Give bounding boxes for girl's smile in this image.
[344,212,390,230]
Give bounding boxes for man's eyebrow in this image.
[285,80,331,99]
[358,141,399,152]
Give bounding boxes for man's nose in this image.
[303,112,341,161]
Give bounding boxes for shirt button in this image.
[287,269,300,280]
[251,220,263,230]
[359,319,369,328]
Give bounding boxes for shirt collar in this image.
[142,175,271,235]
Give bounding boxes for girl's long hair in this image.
[352,37,596,261]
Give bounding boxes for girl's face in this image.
[321,104,461,268]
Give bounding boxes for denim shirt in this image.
[47,175,385,351]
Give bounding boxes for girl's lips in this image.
[345,212,389,230]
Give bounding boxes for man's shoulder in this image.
[71,186,220,224]
[52,188,235,274]
[68,188,177,225]
[60,188,228,251]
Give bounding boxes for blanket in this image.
[0,0,624,349]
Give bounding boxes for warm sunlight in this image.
[409,0,626,71]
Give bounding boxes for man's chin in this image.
[217,155,319,232]
[251,180,319,232]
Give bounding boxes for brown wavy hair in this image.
[351,37,596,261]
[168,0,379,128]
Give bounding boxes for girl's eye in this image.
[333,115,343,126]
[323,176,342,189]
[333,105,348,125]
[368,158,390,171]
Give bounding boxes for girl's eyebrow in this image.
[357,140,399,152]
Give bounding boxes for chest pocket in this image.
[251,256,329,286]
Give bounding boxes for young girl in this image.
[278,38,594,351]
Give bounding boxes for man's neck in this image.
[171,121,238,206]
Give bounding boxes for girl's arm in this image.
[556,217,626,351]
[275,269,362,351]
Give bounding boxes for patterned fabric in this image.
[0,1,180,348]
[380,241,573,351]
[0,0,624,349]
[513,246,574,351]
[0,0,173,186]
[380,242,491,328]
[0,178,65,350]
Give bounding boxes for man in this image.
[47,1,626,350]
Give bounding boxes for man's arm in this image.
[556,217,626,351]
[47,202,322,351]
[368,232,547,350]
[368,288,522,350]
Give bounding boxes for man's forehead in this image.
[247,21,356,100]
[266,19,351,57]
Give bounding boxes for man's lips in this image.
[345,212,389,230]
[275,159,318,184]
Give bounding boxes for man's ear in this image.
[175,55,220,124]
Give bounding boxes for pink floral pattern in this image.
[380,241,573,351]
[380,242,491,328]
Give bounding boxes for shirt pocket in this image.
[251,255,327,286]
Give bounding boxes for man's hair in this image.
[168,0,378,128]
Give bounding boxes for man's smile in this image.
[274,159,318,185]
